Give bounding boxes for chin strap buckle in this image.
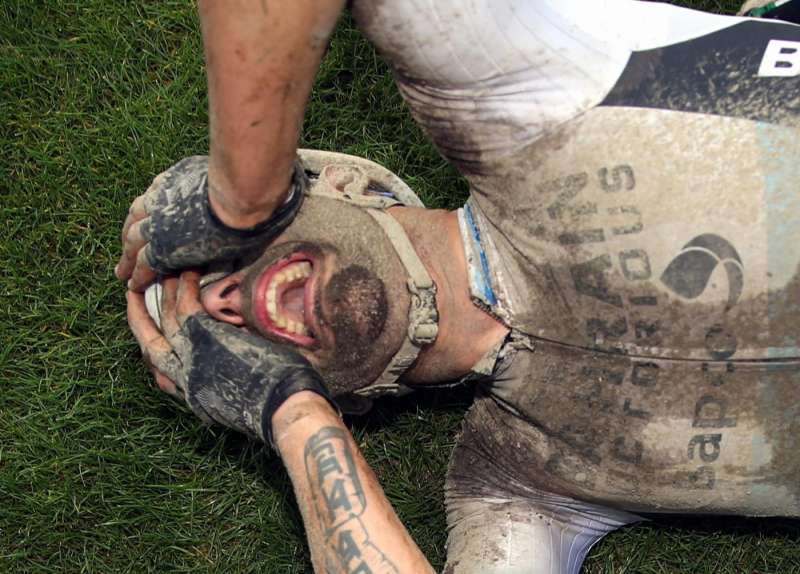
[407,279,439,346]
[351,209,439,399]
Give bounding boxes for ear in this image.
[200,274,246,326]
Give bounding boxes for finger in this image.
[116,218,151,282]
[127,290,173,366]
[121,195,149,241]
[142,352,183,396]
[160,276,181,339]
[128,290,184,382]
[176,270,205,325]
[127,245,158,293]
[147,350,183,386]
[151,366,179,398]
[150,366,187,407]
[116,195,150,280]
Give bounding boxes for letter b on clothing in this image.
[758,40,800,77]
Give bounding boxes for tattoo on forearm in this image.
[304,427,400,574]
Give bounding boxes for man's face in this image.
[202,195,412,395]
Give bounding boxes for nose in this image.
[200,275,245,326]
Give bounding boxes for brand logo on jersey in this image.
[758,39,800,77]
[660,234,743,309]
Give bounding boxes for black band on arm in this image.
[145,156,309,274]
[205,161,308,239]
[261,368,339,448]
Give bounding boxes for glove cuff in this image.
[205,160,308,240]
[261,368,339,448]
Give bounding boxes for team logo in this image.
[758,39,800,78]
[660,234,743,309]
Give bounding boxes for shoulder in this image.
[349,1,778,170]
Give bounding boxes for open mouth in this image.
[253,252,320,348]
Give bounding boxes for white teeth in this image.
[284,320,309,336]
[266,298,277,318]
[263,260,313,336]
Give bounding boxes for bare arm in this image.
[117,1,345,288]
[198,0,346,227]
[272,392,435,574]
[127,273,432,571]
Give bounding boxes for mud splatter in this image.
[449,337,800,517]
[318,264,389,368]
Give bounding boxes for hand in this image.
[116,156,306,292]
[126,270,334,444]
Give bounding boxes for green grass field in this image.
[1,1,798,572]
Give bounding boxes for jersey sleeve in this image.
[351,0,744,173]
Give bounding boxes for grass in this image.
[0,0,798,572]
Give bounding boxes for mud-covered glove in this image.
[126,271,334,446]
[117,155,306,291]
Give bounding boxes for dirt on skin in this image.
[239,195,412,396]
[316,264,389,369]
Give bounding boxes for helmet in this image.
[145,150,439,403]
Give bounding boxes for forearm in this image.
[273,392,434,574]
[198,0,345,226]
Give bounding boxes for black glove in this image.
[142,156,306,273]
[153,310,334,446]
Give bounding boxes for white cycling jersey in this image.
[353,0,747,170]
[352,2,800,573]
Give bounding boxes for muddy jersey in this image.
[352,1,800,516]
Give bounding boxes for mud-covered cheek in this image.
[320,265,389,368]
